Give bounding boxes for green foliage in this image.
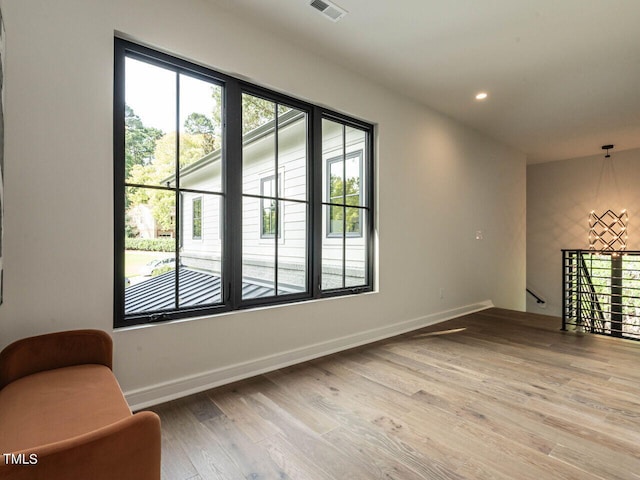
[241,94,291,134]
[124,90,294,238]
[126,132,208,231]
[581,255,640,336]
[184,112,218,154]
[125,238,174,252]
[329,175,361,233]
[330,175,360,199]
[262,200,277,236]
[211,89,292,135]
[192,198,202,238]
[242,95,273,133]
[151,265,175,277]
[125,105,164,179]
[125,211,140,238]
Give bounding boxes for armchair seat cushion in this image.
[0,364,131,453]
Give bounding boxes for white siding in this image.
[179,115,368,288]
[180,160,223,273]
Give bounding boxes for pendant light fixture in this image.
[588,145,628,252]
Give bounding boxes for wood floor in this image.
[147,308,640,480]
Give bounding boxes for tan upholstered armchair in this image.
[0,330,161,480]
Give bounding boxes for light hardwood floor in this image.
[147,308,640,479]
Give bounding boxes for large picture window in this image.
[114,38,374,327]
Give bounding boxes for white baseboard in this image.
[125,300,494,410]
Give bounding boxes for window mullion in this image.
[342,125,347,288]
[274,103,280,295]
[312,108,323,297]
[225,80,243,308]
[174,72,181,310]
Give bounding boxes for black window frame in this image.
[114,38,374,328]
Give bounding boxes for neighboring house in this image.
[174,108,368,291]
[126,107,368,315]
[127,203,174,239]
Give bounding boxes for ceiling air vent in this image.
[310,0,348,22]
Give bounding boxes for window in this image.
[114,38,374,327]
[327,151,362,237]
[321,120,371,290]
[260,174,281,238]
[192,197,202,239]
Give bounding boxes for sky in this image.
[125,56,219,133]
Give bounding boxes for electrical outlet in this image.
[439,288,445,300]
[475,230,484,240]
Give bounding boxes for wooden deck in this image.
[148,308,640,479]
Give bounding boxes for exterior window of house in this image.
[192,197,202,240]
[327,151,363,237]
[260,175,281,239]
[114,38,374,327]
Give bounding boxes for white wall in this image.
[0,0,526,408]
[527,148,640,316]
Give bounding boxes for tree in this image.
[127,132,208,232]
[184,112,217,154]
[243,95,292,133]
[208,87,292,140]
[210,88,291,134]
[329,174,361,233]
[124,105,164,179]
[242,95,278,133]
[125,90,294,237]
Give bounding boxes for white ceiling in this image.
[210,0,640,163]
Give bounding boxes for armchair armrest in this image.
[0,411,161,480]
[0,330,112,389]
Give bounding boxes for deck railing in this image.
[562,250,640,340]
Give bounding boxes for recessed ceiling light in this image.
[475,92,488,100]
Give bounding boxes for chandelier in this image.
[588,145,628,253]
